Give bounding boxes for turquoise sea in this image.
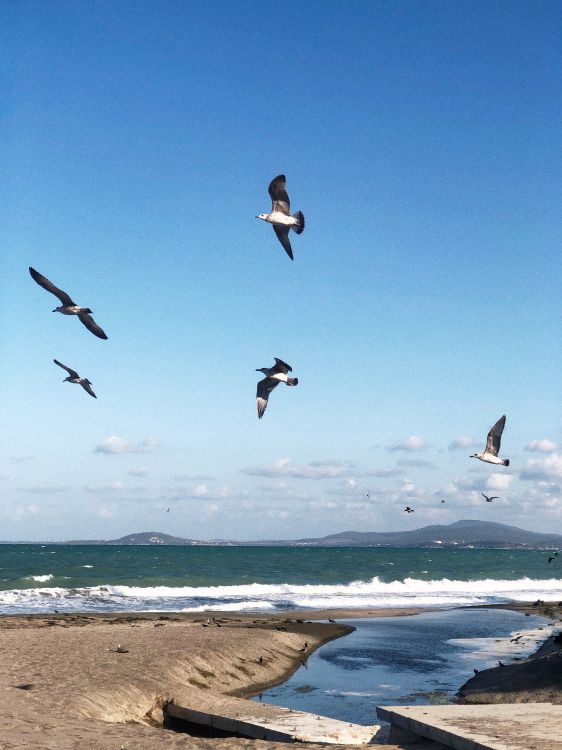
[1,544,561,614]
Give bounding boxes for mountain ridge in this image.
[2,520,560,549]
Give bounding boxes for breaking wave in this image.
[1,575,561,615]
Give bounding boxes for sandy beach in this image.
[1,605,560,749]
[0,608,426,750]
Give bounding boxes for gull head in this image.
[256,367,269,375]
[256,213,268,221]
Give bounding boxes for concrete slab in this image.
[167,692,380,744]
[377,703,562,750]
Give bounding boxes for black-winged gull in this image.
[53,359,97,398]
[256,357,298,418]
[470,415,510,466]
[29,267,108,340]
[256,175,305,260]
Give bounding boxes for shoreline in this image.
[1,604,560,749]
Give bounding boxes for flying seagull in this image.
[29,267,108,340]
[256,175,305,260]
[256,358,298,418]
[470,415,510,466]
[482,493,499,503]
[404,506,414,514]
[54,359,96,398]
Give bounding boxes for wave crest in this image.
[1,575,561,615]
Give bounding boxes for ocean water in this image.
[255,609,556,723]
[0,545,561,614]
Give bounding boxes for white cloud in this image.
[449,437,475,450]
[365,467,405,478]
[525,439,559,453]
[94,436,157,455]
[520,453,562,483]
[388,436,427,452]
[98,507,115,519]
[128,466,147,477]
[242,458,352,480]
[486,473,513,491]
[194,483,209,497]
[397,458,436,470]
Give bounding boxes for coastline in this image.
[457,601,562,705]
[1,605,560,749]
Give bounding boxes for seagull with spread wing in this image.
[53,359,97,398]
[470,415,510,466]
[256,175,305,260]
[255,358,298,419]
[482,493,499,502]
[29,267,108,340]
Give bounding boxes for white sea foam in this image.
[25,574,54,583]
[82,565,94,568]
[1,576,562,614]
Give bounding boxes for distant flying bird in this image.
[404,506,414,514]
[482,493,499,503]
[256,175,305,260]
[256,358,298,418]
[29,267,108,339]
[548,552,559,564]
[441,499,446,503]
[53,359,96,398]
[470,415,510,466]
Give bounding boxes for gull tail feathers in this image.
[503,458,510,466]
[292,211,305,234]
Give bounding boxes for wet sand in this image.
[0,608,425,749]
[457,602,562,705]
[1,604,560,749]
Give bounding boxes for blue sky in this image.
[2,0,561,541]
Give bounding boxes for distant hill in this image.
[37,520,562,549]
[64,531,210,546]
[286,520,562,549]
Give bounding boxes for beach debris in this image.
[473,669,479,675]
[14,683,34,690]
[498,660,505,667]
[299,641,309,652]
[258,656,264,664]
[53,359,96,398]
[29,266,108,339]
[404,506,414,514]
[109,644,129,653]
[256,358,298,418]
[328,618,336,623]
[470,415,510,466]
[482,493,498,502]
[256,174,305,260]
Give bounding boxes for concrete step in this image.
[167,693,380,744]
[377,702,562,750]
